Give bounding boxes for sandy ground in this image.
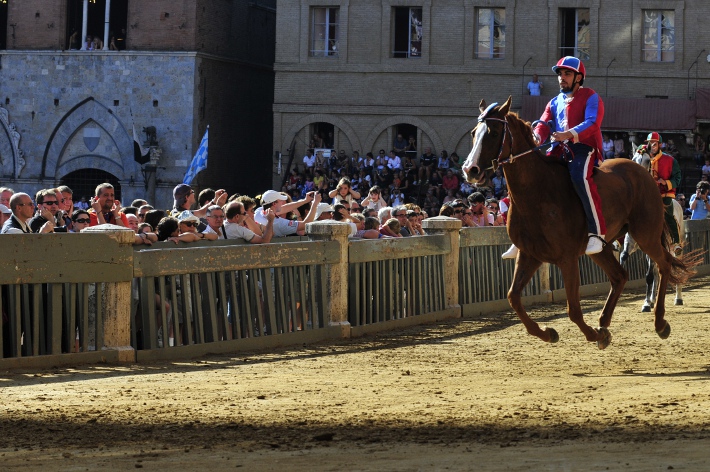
[1,275,709,471]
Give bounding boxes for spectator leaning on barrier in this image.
[203,205,228,239]
[1,192,35,234]
[88,183,128,227]
[255,190,320,237]
[224,201,274,243]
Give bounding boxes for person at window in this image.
[602,134,615,159]
[405,135,417,154]
[69,30,80,50]
[302,149,316,176]
[1,193,36,234]
[689,181,710,220]
[665,139,680,159]
[109,35,118,51]
[418,147,437,184]
[393,134,408,154]
[527,74,544,96]
[29,189,68,233]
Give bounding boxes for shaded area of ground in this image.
[1,276,709,470]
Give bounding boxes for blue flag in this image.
[183,127,209,184]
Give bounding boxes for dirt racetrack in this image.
[1,275,710,471]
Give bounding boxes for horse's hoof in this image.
[596,327,612,350]
[675,299,684,306]
[545,327,559,343]
[656,322,671,339]
[641,305,652,313]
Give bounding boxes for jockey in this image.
[502,56,606,259]
[647,132,682,255]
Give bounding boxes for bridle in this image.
[477,110,552,168]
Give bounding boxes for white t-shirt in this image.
[223,221,256,241]
[203,225,226,239]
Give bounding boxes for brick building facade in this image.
[0,0,276,209]
[273,0,710,188]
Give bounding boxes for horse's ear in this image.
[500,96,512,115]
[631,142,638,154]
[479,99,487,114]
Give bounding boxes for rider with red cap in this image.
[647,132,682,254]
[502,56,606,259]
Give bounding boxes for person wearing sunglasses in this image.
[70,210,92,233]
[177,214,217,242]
[223,201,274,244]
[29,189,67,233]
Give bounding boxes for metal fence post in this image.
[82,224,136,362]
[422,216,462,311]
[306,221,352,335]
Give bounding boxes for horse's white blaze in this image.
[463,124,487,181]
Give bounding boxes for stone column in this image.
[81,0,88,51]
[103,0,111,51]
[306,221,352,332]
[422,216,462,310]
[82,224,135,362]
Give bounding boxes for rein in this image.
[480,116,552,168]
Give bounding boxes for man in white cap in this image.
[315,203,334,221]
[254,190,321,237]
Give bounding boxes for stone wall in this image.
[272,0,710,188]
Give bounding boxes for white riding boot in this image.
[501,244,519,259]
[585,234,605,255]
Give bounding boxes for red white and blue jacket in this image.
[534,87,604,158]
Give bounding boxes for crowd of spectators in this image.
[288,138,509,222]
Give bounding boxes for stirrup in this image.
[501,244,519,260]
[585,234,606,255]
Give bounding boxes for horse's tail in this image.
[661,219,704,285]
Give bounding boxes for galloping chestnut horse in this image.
[462,97,697,349]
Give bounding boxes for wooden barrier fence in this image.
[1,218,708,369]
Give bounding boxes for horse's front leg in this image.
[558,260,611,348]
[507,252,556,342]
